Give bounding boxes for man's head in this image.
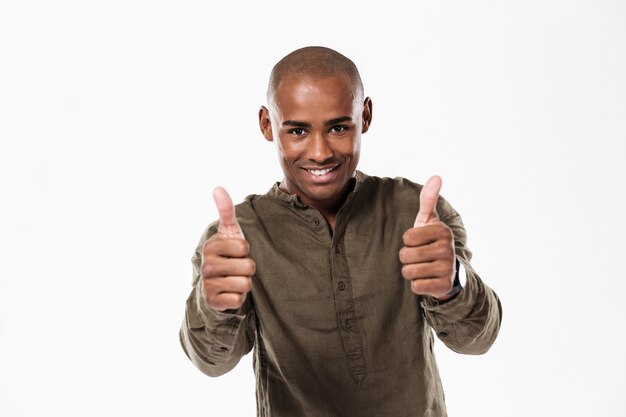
[259,46,372,214]
[266,46,364,109]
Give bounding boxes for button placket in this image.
[330,239,366,384]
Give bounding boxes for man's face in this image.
[259,74,372,210]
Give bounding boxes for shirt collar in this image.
[267,170,367,209]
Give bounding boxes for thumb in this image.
[213,186,244,238]
[414,175,442,227]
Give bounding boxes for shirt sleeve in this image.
[179,222,256,377]
[420,201,503,355]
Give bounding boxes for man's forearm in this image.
[179,282,255,377]
[421,261,502,355]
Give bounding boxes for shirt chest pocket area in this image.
[251,249,339,332]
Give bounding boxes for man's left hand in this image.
[399,175,457,301]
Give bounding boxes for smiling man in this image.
[180,47,502,417]
[259,68,369,230]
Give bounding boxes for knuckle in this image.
[402,264,418,280]
[432,244,446,258]
[236,239,250,255]
[436,261,452,277]
[398,247,408,263]
[201,239,215,256]
[442,272,454,286]
[203,236,225,257]
[201,262,217,278]
[439,226,452,240]
[203,278,218,296]
[214,299,228,311]
[436,284,452,298]
[244,259,256,276]
[411,279,423,294]
[441,267,452,278]
[206,232,224,245]
[402,229,414,245]
[206,291,218,308]
[401,265,411,279]
[241,278,252,293]
[233,293,246,307]
[434,241,452,258]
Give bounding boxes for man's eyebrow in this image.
[281,116,353,128]
[282,120,311,128]
[325,116,352,126]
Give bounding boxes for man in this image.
[180,46,502,417]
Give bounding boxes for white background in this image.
[1,1,625,416]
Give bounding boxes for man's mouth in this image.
[301,164,341,182]
[305,166,337,176]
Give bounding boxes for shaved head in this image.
[267,46,364,108]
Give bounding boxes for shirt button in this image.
[338,281,346,291]
[312,218,320,227]
[335,247,342,254]
[344,319,352,329]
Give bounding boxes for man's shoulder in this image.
[230,189,290,233]
[359,172,458,221]
[374,174,421,185]
[359,171,425,197]
[233,190,278,215]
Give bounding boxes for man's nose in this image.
[308,132,334,163]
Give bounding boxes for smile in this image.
[306,166,336,176]
[301,164,341,182]
[303,164,340,176]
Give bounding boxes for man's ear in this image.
[258,106,274,142]
[361,97,373,133]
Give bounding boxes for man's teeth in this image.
[307,167,334,176]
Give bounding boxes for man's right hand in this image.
[200,187,255,311]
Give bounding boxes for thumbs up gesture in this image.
[399,176,457,301]
[200,187,255,311]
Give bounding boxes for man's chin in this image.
[302,184,348,205]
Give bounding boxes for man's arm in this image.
[179,264,255,377]
[421,206,502,355]
[399,176,502,355]
[179,188,257,376]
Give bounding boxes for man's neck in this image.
[279,178,356,232]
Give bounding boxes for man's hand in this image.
[399,176,457,301]
[200,187,255,311]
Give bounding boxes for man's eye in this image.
[332,125,348,133]
[289,128,306,136]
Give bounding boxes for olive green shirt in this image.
[180,171,502,417]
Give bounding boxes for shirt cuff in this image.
[420,257,472,312]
